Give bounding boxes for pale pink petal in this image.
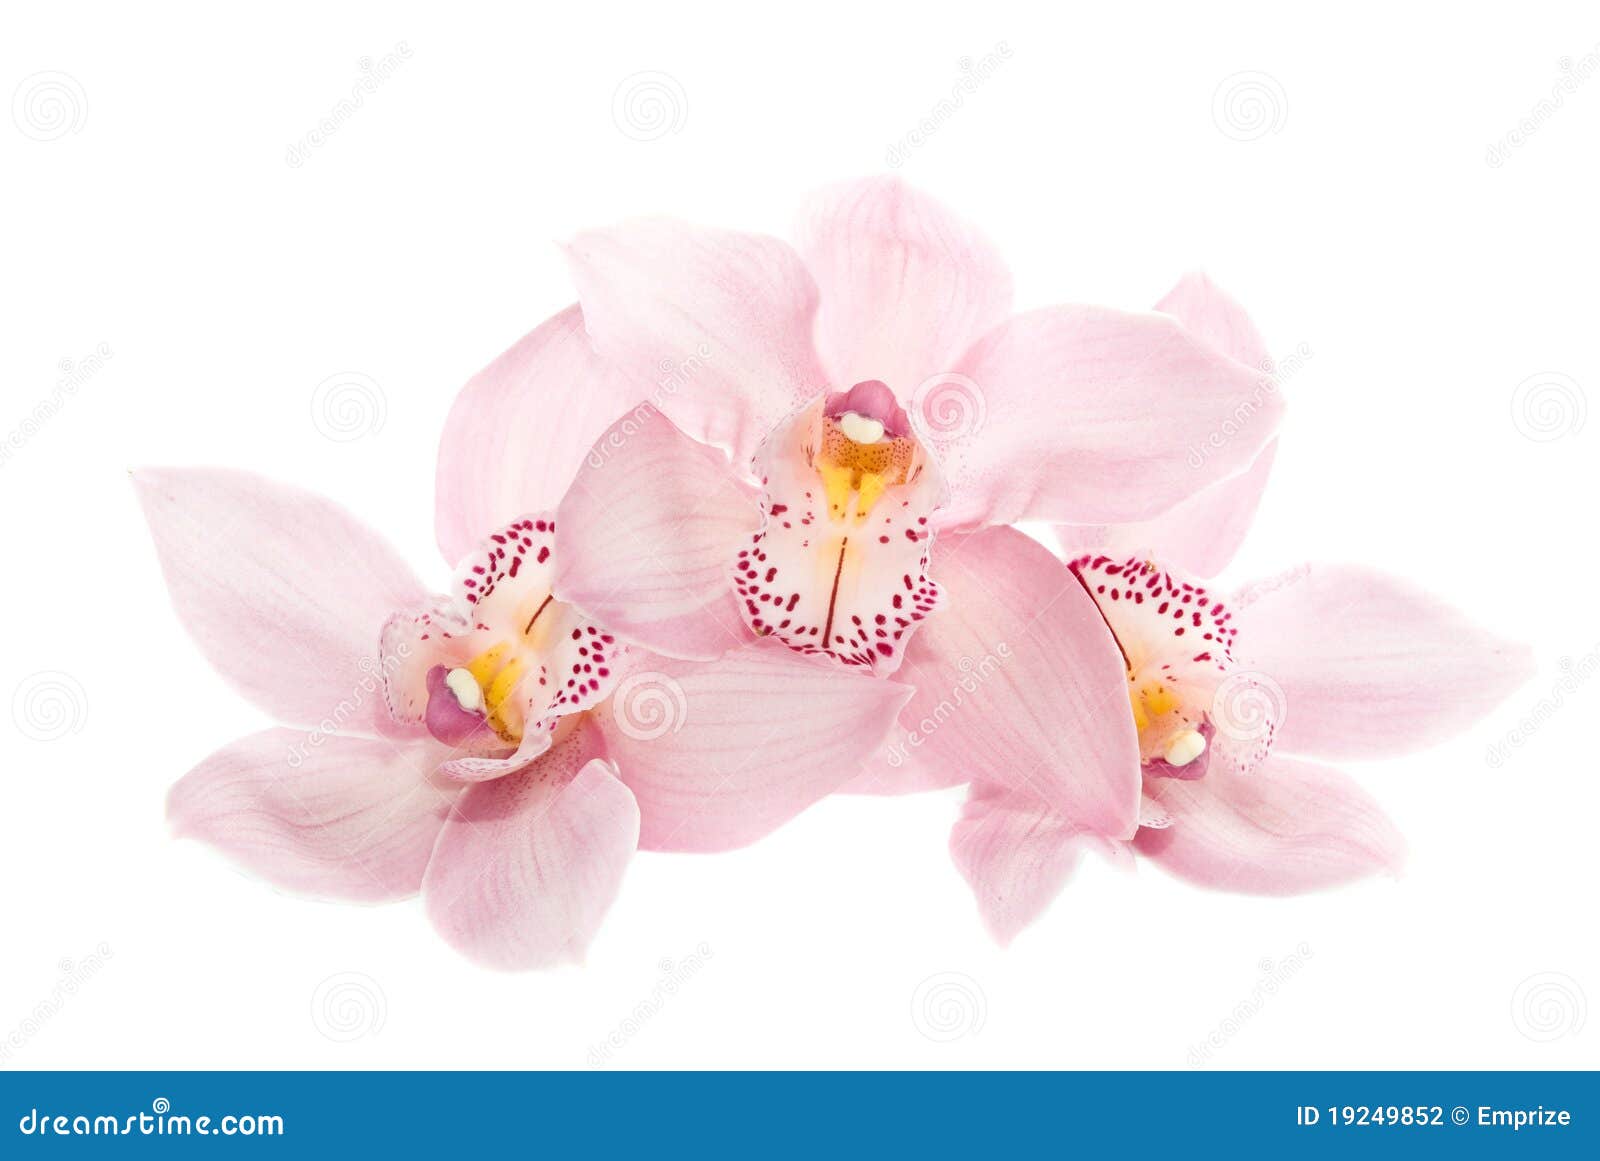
[893,528,1142,837]
[1056,274,1278,575]
[434,304,649,566]
[168,729,457,902]
[950,784,1110,945]
[594,643,913,852]
[437,728,553,784]
[935,306,1284,528]
[795,176,1013,395]
[841,736,967,795]
[423,719,639,970]
[1056,443,1278,579]
[1154,271,1271,371]
[1135,754,1405,894]
[1232,564,1535,760]
[564,220,830,465]
[554,408,758,661]
[133,468,424,731]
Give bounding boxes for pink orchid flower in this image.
[438,177,1284,838]
[135,468,909,970]
[933,281,1535,944]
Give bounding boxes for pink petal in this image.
[423,718,639,970]
[1056,274,1278,576]
[564,220,830,466]
[1135,754,1405,894]
[434,304,649,566]
[950,784,1117,945]
[842,736,967,795]
[1232,564,1535,761]
[894,528,1142,837]
[168,729,457,902]
[554,408,758,660]
[1057,443,1279,580]
[1154,271,1271,370]
[937,306,1284,528]
[795,176,1013,396]
[133,468,424,730]
[594,643,913,852]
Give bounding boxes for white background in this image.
[3,1,1595,1069]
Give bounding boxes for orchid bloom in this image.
[135,467,909,970]
[437,177,1284,834]
[939,282,1535,944]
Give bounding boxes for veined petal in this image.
[434,305,649,567]
[564,220,830,466]
[896,528,1142,837]
[1231,564,1535,761]
[594,643,913,852]
[935,306,1284,529]
[1056,274,1277,577]
[133,468,424,732]
[951,784,1119,945]
[795,176,1014,395]
[423,718,639,971]
[555,408,758,661]
[1135,753,1405,894]
[1154,271,1271,370]
[167,729,458,902]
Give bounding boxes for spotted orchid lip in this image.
[380,514,624,765]
[734,390,945,672]
[1068,552,1279,777]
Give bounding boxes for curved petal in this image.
[842,735,967,795]
[167,729,457,903]
[951,784,1123,945]
[936,306,1284,528]
[1232,564,1535,761]
[554,408,758,660]
[1057,443,1278,580]
[133,468,425,731]
[1056,274,1277,576]
[423,718,639,970]
[1155,271,1271,370]
[1134,753,1405,894]
[434,304,648,566]
[564,220,830,466]
[895,528,1142,837]
[795,176,1013,395]
[594,643,913,852]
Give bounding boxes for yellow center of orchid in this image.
[817,411,918,525]
[1128,671,1207,768]
[444,589,565,745]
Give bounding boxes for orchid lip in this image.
[734,387,945,672]
[382,514,626,755]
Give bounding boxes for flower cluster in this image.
[136,178,1530,967]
